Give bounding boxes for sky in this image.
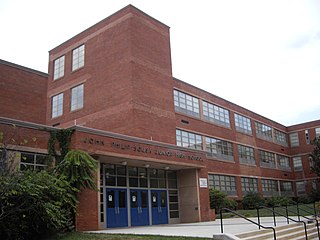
[0,0,320,126]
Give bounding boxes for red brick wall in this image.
[46,5,176,144]
[0,60,47,124]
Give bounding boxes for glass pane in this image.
[119,190,126,208]
[117,165,126,176]
[106,176,116,186]
[160,192,167,207]
[159,179,166,188]
[129,167,138,176]
[139,178,148,188]
[105,164,115,175]
[141,191,148,208]
[35,154,47,164]
[21,152,34,163]
[129,177,138,187]
[117,176,127,187]
[150,179,158,188]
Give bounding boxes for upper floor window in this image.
[289,132,299,147]
[71,84,84,111]
[277,155,290,170]
[208,174,236,196]
[173,90,200,117]
[274,129,288,146]
[202,101,230,127]
[316,128,320,138]
[205,137,234,161]
[176,129,202,150]
[72,45,85,71]
[259,150,276,168]
[293,156,303,171]
[234,113,252,134]
[238,145,255,165]
[52,93,63,118]
[53,56,65,80]
[255,122,272,141]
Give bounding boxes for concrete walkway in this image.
[91,217,296,238]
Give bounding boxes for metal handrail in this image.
[287,204,320,239]
[220,208,277,240]
[258,206,308,240]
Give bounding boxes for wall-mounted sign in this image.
[199,178,208,188]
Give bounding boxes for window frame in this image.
[71,84,84,111]
[241,177,258,194]
[51,93,64,118]
[72,45,85,71]
[293,156,303,171]
[205,136,234,161]
[238,145,255,165]
[289,132,300,147]
[259,150,276,168]
[53,55,65,80]
[234,113,252,134]
[255,121,273,141]
[173,90,200,118]
[202,101,230,127]
[208,174,237,196]
[176,129,202,150]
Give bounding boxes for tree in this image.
[209,189,237,213]
[310,137,320,177]
[54,149,98,190]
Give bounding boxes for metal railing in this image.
[258,206,308,240]
[220,208,277,240]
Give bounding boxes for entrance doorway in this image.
[151,190,168,225]
[106,188,128,228]
[130,189,149,226]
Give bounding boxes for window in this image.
[277,155,290,170]
[289,133,299,147]
[52,93,63,118]
[105,164,127,187]
[241,177,258,194]
[19,152,47,171]
[280,181,293,196]
[202,101,230,127]
[293,156,303,171]
[274,129,288,146]
[169,190,179,218]
[128,167,148,188]
[150,169,167,188]
[238,145,255,165]
[71,84,84,111]
[316,128,320,138]
[234,113,252,134]
[53,56,65,80]
[208,174,236,196]
[205,137,234,161]
[305,130,310,144]
[255,122,272,141]
[176,129,202,150]
[259,150,276,168]
[296,181,306,195]
[261,179,278,197]
[72,45,85,71]
[173,90,200,117]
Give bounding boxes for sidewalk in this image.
[92,217,295,238]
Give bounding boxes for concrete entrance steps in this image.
[235,222,319,240]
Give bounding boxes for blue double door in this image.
[106,189,168,228]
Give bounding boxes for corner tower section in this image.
[46,5,176,144]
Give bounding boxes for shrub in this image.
[209,189,237,213]
[242,192,265,209]
[0,171,77,239]
[265,196,294,207]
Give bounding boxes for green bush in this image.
[242,192,265,209]
[209,189,237,213]
[265,196,294,207]
[0,170,77,239]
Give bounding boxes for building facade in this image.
[0,5,319,231]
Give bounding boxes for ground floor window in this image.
[208,174,236,196]
[261,179,278,197]
[241,177,258,194]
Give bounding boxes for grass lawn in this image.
[49,233,211,240]
[217,203,316,219]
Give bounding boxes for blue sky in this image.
[0,0,319,126]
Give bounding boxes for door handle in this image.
[116,207,119,214]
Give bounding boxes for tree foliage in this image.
[0,171,77,239]
[310,137,320,177]
[209,189,237,213]
[54,149,98,190]
[242,192,265,209]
